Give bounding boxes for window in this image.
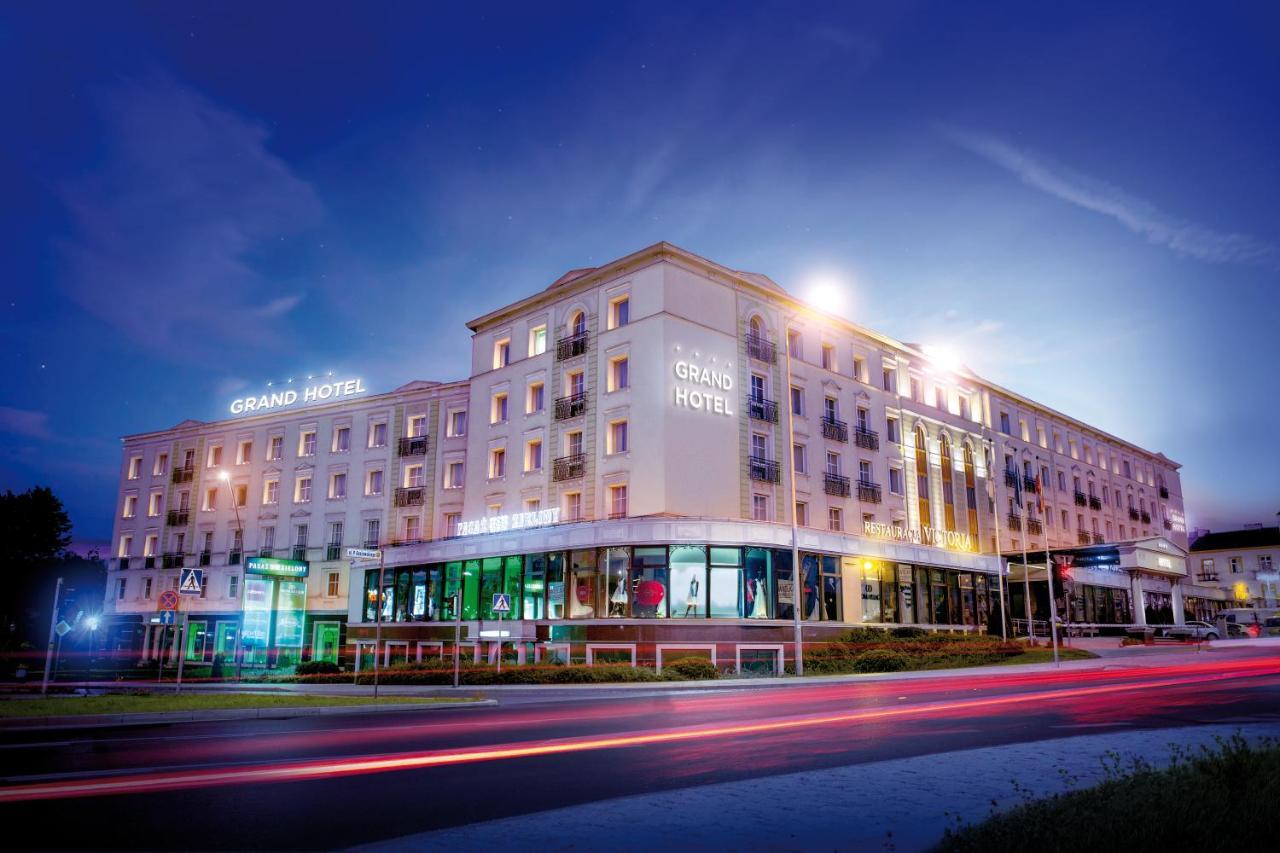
[570,310,587,336]
[609,484,628,518]
[752,433,769,460]
[882,367,896,394]
[368,421,387,448]
[1260,555,1273,572]
[608,295,630,329]
[889,468,903,495]
[143,534,157,558]
[787,329,802,359]
[566,370,585,396]
[886,417,899,444]
[153,453,168,476]
[489,448,506,479]
[329,472,347,500]
[821,344,836,371]
[448,410,467,437]
[963,444,979,537]
[999,412,1011,434]
[127,456,142,479]
[236,439,253,465]
[856,407,870,432]
[444,460,464,489]
[115,578,127,600]
[366,469,384,496]
[1057,471,1067,491]
[299,430,316,457]
[295,476,312,503]
[118,535,133,558]
[364,519,381,548]
[852,356,866,382]
[793,443,807,474]
[564,491,583,522]
[263,478,279,505]
[795,501,809,526]
[1123,460,1132,478]
[407,415,426,438]
[326,572,341,598]
[493,337,511,369]
[824,396,838,422]
[328,521,344,549]
[233,484,247,508]
[207,445,223,468]
[122,494,137,518]
[491,391,508,424]
[858,459,872,482]
[608,356,629,391]
[828,507,843,531]
[914,426,931,526]
[752,494,769,521]
[405,464,424,488]
[404,516,421,542]
[910,378,922,402]
[790,386,804,416]
[608,420,629,454]
[566,430,583,456]
[525,439,543,471]
[202,488,217,511]
[527,381,545,413]
[826,451,841,476]
[443,513,460,537]
[1019,419,1030,442]
[268,435,283,460]
[143,577,153,600]
[333,426,351,453]
[1230,557,1242,574]
[262,526,275,552]
[529,324,547,356]
[294,524,309,549]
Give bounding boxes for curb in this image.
[0,698,497,731]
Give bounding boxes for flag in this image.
[1034,473,1045,515]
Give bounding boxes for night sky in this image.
[2,2,1277,543]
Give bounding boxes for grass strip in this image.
[0,693,472,718]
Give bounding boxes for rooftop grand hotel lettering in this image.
[672,356,734,416]
[229,378,367,415]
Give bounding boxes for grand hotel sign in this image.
[863,521,976,553]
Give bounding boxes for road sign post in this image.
[349,548,386,700]
[175,611,188,694]
[157,589,179,684]
[491,593,511,675]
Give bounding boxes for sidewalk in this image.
[353,722,1280,852]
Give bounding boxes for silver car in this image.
[1165,621,1219,641]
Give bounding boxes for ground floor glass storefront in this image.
[363,545,998,630]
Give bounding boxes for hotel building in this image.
[101,243,1192,672]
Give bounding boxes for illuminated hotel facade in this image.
[101,243,1193,672]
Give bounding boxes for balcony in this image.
[326,544,343,561]
[1092,533,1105,544]
[117,557,130,571]
[1129,508,1141,521]
[1027,518,1043,536]
[143,556,156,569]
[821,417,848,443]
[854,427,880,451]
[553,453,586,482]
[1196,573,1220,583]
[1007,513,1022,532]
[1023,475,1038,493]
[165,509,189,527]
[395,486,425,507]
[161,552,183,569]
[1004,470,1019,488]
[1074,491,1087,507]
[1088,496,1102,511]
[171,466,194,484]
[1140,511,1151,525]
[397,436,429,457]
[1159,485,1169,499]
[556,330,589,360]
[199,550,211,566]
[554,392,588,420]
[747,395,778,423]
[1078,531,1092,545]
[607,510,628,520]
[258,547,274,558]
[824,472,851,498]
[748,456,780,484]
[745,333,777,363]
[292,547,307,562]
[857,480,882,503]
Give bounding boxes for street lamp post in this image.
[782,326,804,676]
[219,471,246,681]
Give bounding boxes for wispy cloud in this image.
[57,75,324,348]
[942,126,1278,269]
[0,406,51,439]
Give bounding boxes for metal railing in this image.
[326,544,343,561]
[857,480,882,503]
[292,547,308,561]
[1140,511,1151,525]
[854,427,879,451]
[1023,475,1038,493]
[1078,531,1092,545]
[824,472,851,497]
[554,392,588,420]
[1027,518,1043,535]
[1159,486,1169,499]
[747,396,778,423]
[171,466,194,484]
[1129,508,1141,521]
[745,333,777,363]
[1092,533,1105,544]
[556,330,589,360]
[1004,470,1019,488]
[1074,491,1087,506]
[1088,495,1102,510]
[395,486,425,507]
[553,453,586,481]
[397,436,429,457]
[166,509,189,527]
[749,456,780,483]
[1007,513,1022,532]
[821,417,848,443]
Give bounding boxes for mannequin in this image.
[609,573,628,615]
[750,578,768,619]
[683,575,700,616]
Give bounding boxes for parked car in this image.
[1165,621,1219,641]
[1225,622,1256,638]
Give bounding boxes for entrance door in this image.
[184,620,208,661]
[312,622,340,664]
[214,622,238,660]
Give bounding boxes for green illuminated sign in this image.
[244,556,309,578]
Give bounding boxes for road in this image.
[3,646,1280,850]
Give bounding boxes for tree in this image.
[0,486,72,571]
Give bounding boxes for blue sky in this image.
[1,1,1277,541]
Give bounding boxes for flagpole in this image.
[1017,467,1034,642]
[984,436,1007,641]
[1039,456,1060,665]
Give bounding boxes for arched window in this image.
[962,442,979,538]
[914,425,931,528]
[749,316,764,338]
[569,310,586,336]
[939,434,956,532]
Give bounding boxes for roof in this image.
[545,268,598,290]
[1190,526,1280,553]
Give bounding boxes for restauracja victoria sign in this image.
[863,521,977,552]
[229,378,368,415]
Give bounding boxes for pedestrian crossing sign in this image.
[179,567,204,596]
[492,593,512,614]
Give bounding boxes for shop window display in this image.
[603,547,630,617]
[801,554,820,620]
[709,547,744,618]
[568,549,599,618]
[630,547,668,618]
[545,552,565,619]
[522,554,547,619]
[743,548,773,619]
[773,550,795,621]
[461,560,480,620]
[820,555,841,621]
[670,546,708,618]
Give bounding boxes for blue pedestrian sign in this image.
[491,593,512,614]
[179,568,204,596]
[158,610,176,626]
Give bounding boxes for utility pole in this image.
[40,577,63,696]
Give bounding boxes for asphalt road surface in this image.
[4,647,1280,850]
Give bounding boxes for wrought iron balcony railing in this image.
[394,487,425,507]
[554,392,588,420]
[821,417,848,443]
[854,427,880,451]
[556,330,589,360]
[824,472,851,497]
[397,436,429,457]
[747,395,778,423]
[748,456,780,483]
[745,333,777,363]
[553,453,586,482]
[857,480,882,503]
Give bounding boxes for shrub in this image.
[295,660,341,676]
[850,649,911,673]
[662,657,719,681]
[889,626,927,639]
